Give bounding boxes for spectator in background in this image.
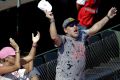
[76,0,101,29]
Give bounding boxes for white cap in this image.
[37,0,52,12]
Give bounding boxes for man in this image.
[44,7,117,80]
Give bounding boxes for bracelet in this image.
[32,43,37,48]
[106,15,110,20]
[50,19,55,23]
[15,51,20,53]
[32,45,37,48]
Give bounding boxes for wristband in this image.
[15,51,20,53]
[50,19,55,23]
[32,43,37,47]
[106,15,110,20]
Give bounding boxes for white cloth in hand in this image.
[37,0,52,12]
[76,0,86,5]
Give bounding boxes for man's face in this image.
[64,22,79,38]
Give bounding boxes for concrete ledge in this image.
[0,0,34,11]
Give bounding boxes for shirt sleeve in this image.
[76,0,86,5]
[58,35,66,46]
[80,29,88,42]
[54,35,66,47]
[29,67,40,78]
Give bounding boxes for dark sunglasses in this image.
[68,21,78,27]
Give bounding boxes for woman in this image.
[0,38,20,79]
[0,31,40,80]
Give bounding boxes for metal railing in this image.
[33,24,120,80]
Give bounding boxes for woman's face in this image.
[4,56,15,65]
